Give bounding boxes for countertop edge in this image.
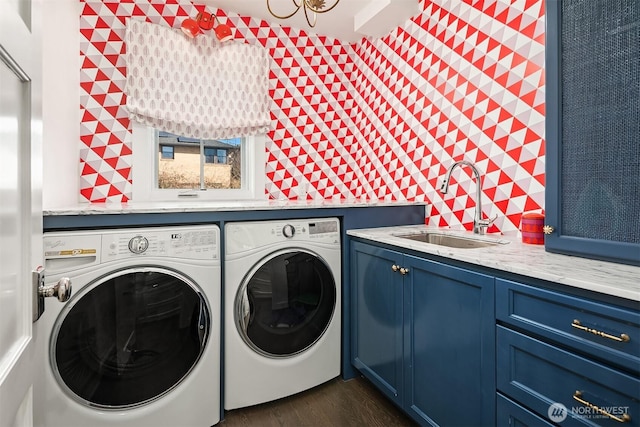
[43,200,426,216]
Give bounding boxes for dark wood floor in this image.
[219,376,417,427]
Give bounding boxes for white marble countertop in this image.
[347,225,640,302]
[43,199,425,216]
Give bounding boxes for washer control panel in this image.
[104,227,218,261]
[44,226,220,273]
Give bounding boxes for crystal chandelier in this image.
[266,0,340,27]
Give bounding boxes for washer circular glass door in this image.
[50,267,210,409]
[235,249,336,357]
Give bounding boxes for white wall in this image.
[42,0,81,208]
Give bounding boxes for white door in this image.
[0,0,43,425]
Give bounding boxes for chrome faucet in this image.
[440,160,497,234]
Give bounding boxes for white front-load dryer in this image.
[36,225,221,427]
[224,218,341,410]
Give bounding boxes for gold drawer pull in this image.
[573,390,631,423]
[572,319,630,343]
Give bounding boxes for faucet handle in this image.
[475,214,498,234]
[477,214,498,226]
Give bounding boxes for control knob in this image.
[282,224,295,238]
[128,235,149,254]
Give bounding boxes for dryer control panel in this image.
[271,219,339,242]
[225,218,340,256]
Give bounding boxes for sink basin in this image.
[394,232,509,249]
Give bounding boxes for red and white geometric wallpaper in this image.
[79,0,545,233]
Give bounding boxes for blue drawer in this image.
[497,393,554,427]
[497,326,640,426]
[496,278,640,373]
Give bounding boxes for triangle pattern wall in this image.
[79,0,545,233]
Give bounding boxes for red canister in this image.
[521,212,545,245]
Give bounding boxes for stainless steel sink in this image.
[394,232,509,249]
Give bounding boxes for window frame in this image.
[131,122,266,201]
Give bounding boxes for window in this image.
[160,145,174,159]
[132,123,265,201]
[204,148,228,164]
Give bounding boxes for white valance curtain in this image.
[124,19,271,140]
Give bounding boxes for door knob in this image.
[34,268,73,322]
[39,277,72,302]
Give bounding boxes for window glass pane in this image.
[160,145,174,159]
[157,132,242,190]
[204,147,215,164]
[216,149,227,164]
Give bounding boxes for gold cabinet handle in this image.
[573,390,631,423]
[543,225,554,235]
[391,265,409,275]
[572,319,630,343]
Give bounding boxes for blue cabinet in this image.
[350,241,495,426]
[544,0,640,266]
[350,238,639,426]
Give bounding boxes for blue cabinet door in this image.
[403,256,495,426]
[545,0,640,266]
[350,241,404,406]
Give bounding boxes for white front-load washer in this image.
[36,225,221,427]
[224,218,341,410]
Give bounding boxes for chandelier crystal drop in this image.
[266,0,340,27]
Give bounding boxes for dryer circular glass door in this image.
[50,267,210,409]
[235,249,336,358]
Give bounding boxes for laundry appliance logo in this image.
[46,239,64,249]
[548,401,630,423]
